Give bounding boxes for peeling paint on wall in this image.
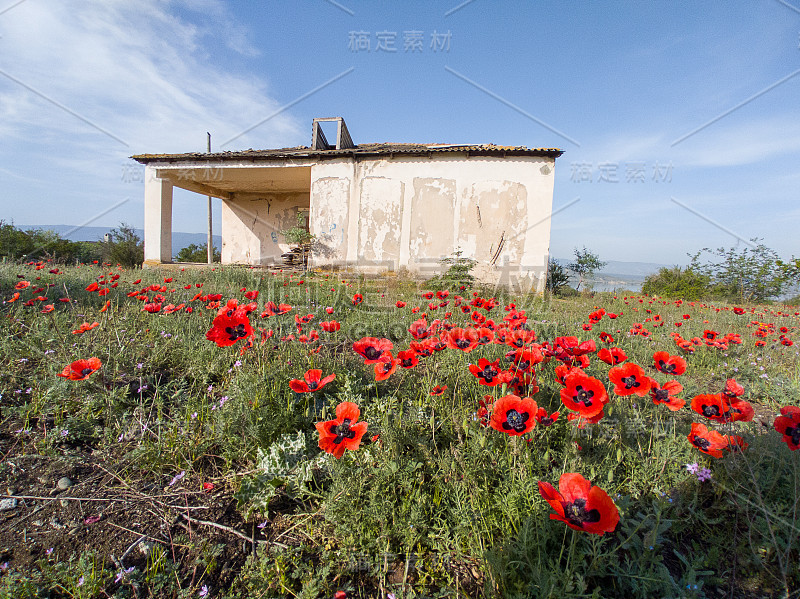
[358,177,403,268]
[410,177,456,268]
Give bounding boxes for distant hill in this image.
[17,225,222,256]
[554,257,673,292]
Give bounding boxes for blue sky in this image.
[1,0,798,263]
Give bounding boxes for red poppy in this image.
[369,352,398,381]
[505,329,537,349]
[244,290,259,300]
[319,320,341,333]
[430,385,448,396]
[554,364,582,386]
[353,337,393,364]
[316,402,368,459]
[409,318,432,340]
[85,282,99,292]
[397,349,419,369]
[205,308,254,347]
[507,347,543,371]
[649,379,685,411]
[555,336,596,356]
[687,422,728,458]
[728,398,754,422]
[773,406,800,451]
[490,395,537,436]
[261,301,292,318]
[608,363,651,396]
[690,394,731,423]
[445,328,479,353]
[7,292,20,303]
[72,321,99,334]
[469,358,505,386]
[395,300,406,308]
[560,371,608,418]
[724,435,749,452]
[534,408,559,427]
[599,332,615,344]
[652,351,687,375]
[474,327,495,345]
[289,369,336,393]
[352,293,363,306]
[57,357,102,380]
[41,304,54,314]
[597,347,627,365]
[538,473,619,535]
[721,378,744,399]
[15,281,31,290]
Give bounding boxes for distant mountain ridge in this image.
[16,225,221,255]
[553,258,673,292]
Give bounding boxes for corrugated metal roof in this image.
[131,142,563,163]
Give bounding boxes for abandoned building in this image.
[132,118,562,292]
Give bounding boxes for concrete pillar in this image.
[143,167,173,265]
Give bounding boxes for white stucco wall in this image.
[309,154,555,292]
[221,192,310,265]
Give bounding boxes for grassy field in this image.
[0,261,798,599]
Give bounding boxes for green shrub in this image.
[641,266,711,300]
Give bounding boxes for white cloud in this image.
[0,0,302,157]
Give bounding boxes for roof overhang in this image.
[152,164,312,199]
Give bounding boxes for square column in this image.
[143,166,173,265]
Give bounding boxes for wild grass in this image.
[0,261,798,598]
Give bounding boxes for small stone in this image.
[60,499,70,508]
[57,477,73,491]
[0,498,18,511]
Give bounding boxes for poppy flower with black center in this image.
[505,329,537,349]
[690,393,731,423]
[608,363,651,397]
[289,369,336,393]
[773,406,800,451]
[554,364,582,386]
[560,371,608,418]
[430,385,447,396]
[506,347,543,372]
[534,408,559,427]
[597,347,627,365]
[721,378,744,399]
[649,379,685,411]
[728,398,754,422]
[395,301,406,308]
[445,327,479,353]
[57,357,102,380]
[469,358,504,386]
[408,318,432,340]
[206,310,254,347]
[353,337,393,364]
[702,329,718,341]
[599,332,615,344]
[352,293,363,306]
[397,349,419,369]
[538,473,619,535]
[260,301,292,318]
[687,422,728,458]
[555,336,596,357]
[316,401,368,459]
[373,352,399,381]
[15,281,31,290]
[490,394,537,436]
[652,351,687,375]
[474,327,494,345]
[509,371,539,397]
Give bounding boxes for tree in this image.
[546,258,570,294]
[105,223,144,268]
[641,266,711,300]
[175,243,221,263]
[689,239,788,302]
[567,247,606,292]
